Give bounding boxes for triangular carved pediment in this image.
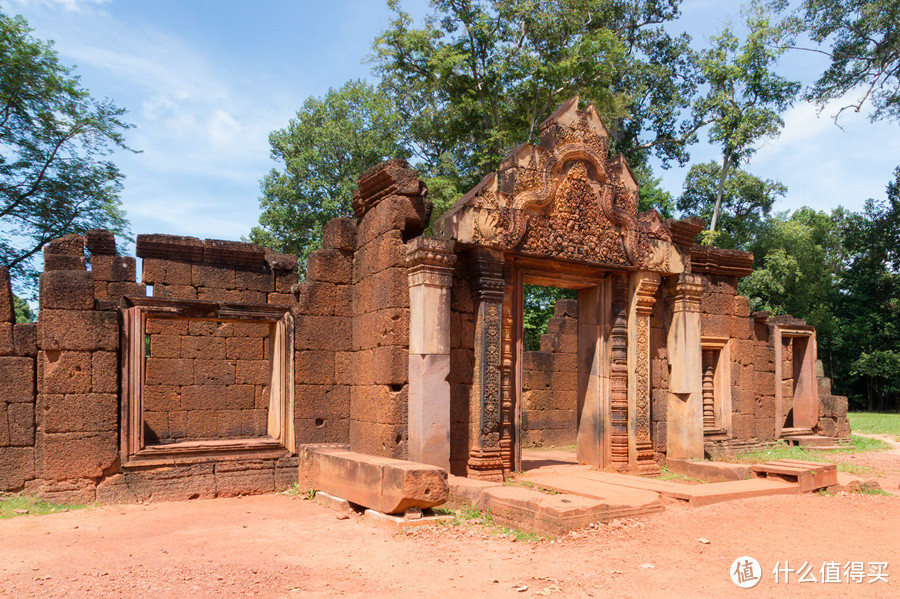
[436,97,691,273]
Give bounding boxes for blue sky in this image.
[4,0,899,253]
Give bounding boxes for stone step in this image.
[751,459,837,492]
[781,427,815,437]
[521,468,800,508]
[783,434,837,448]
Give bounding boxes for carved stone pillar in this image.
[610,272,629,472]
[466,248,505,480]
[406,237,457,470]
[702,349,717,431]
[665,273,705,460]
[628,272,661,475]
[500,264,515,475]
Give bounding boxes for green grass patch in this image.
[0,494,88,519]
[652,466,706,484]
[854,486,892,497]
[848,412,900,441]
[436,503,550,542]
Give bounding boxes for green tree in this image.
[13,294,34,323]
[248,80,409,270]
[372,0,703,190]
[831,168,900,410]
[677,161,784,249]
[794,0,900,122]
[0,11,131,291]
[691,1,800,234]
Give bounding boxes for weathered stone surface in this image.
[96,464,217,503]
[215,460,276,497]
[0,357,35,403]
[0,447,34,490]
[84,229,117,255]
[0,322,13,355]
[38,310,118,351]
[46,234,84,257]
[23,478,96,504]
[297,444,448,514]
[322,217,358,252]
[13,323,37,356]
[37,431,117,480]
[0,266,13,322]
[39,270,94,310]
[38,351,91,394]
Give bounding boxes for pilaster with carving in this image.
[610,272,629,471]
[632,273,660,475]
[499,262,516,475]
[467,248,506,480]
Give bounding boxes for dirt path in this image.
[0,486,897,598]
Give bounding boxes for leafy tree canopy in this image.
[677,161,785,249]
[248,80,409,269]
[0,10,131,293]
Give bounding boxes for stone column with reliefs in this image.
[406,237,457,471]
[628,271,661,475]
[665,273,705,460]
[466,248,505,481]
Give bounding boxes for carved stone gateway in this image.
[436,97,703,479]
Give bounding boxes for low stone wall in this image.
[521,299,578,447]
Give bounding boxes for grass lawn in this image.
[728,435,890,477]
[848,412,900,441]
[0,494,89,519]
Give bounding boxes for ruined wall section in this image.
[521,299,579,447]
[293,217,355,445]
[692,245,777,456]
[0,265,38,491]
[347,160,431,459]
[649,282,668,462]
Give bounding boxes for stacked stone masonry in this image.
[0,99,853,499]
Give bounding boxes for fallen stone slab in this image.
[298,444,448,514]
[666,458,753,482]
[363,509,453,533]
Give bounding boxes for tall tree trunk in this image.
[866,376,874,411]
[710,150,732,233]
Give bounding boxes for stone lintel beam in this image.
[406,237,457,470]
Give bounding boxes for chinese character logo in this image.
[731,556,762,588]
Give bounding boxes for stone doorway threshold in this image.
[449,449,834,536]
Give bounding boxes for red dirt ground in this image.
[0,478,897,598]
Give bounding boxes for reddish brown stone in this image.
[241,409,267,436]
[179,384,225,411]
[38,350,91,394]
[239,290,268,304]
[294,315,350,351]
[83,229,117,255]
[295,350,334,385]
[182,335,226,360]
[216,409,244,437]
[145,357,194,386]
[351,307,409,350]
[146,317,189,336]
[136,234,203,262]
[96,464,216,503]
[267,292,295,305]
[197,287,242,303]
[225,336,263,360]
[235,360,269,385]
[233,266,273,292]
[92,351,118,393]
[149,334,181,358]
[39,393,117,433]
[7,403,34,446]
[255,385,269,409]
[141,258,193,286]
[38,310,117,351]
[0,267,13,322]
[0,322,13,356]
[353,231,406,281]
[232,322,270,337]
[348,419,407,459]
[39,270,94,310]
[294,280,336,316]
[322,217,358,252]
[46,234,84,257]
[215,460,276,497]
[38,431,117,480]
[0,357,34,403]
[194,359,236,385]
[43,253,86,271]
[306,249,352,284]
[144,385,181,412]
[192,263,235,289]
[152,284,198,299]
[185,410,219,438]
[351,384,407,425]
[0,447,35,489]
[734,295,752,318]
[226,384,255,409]
[106,281,146,299]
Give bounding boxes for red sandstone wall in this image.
[347,160,430,459]
[521,299,579,447]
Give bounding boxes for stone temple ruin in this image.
[0,98,850,516]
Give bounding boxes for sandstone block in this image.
[14,323,37,356]
[322,217,358,252]
[46,234,84,257]
[38,350,91,394]
[233,265,273,292]
[144,385,181,412]
[39,270,94,310]
[297,445,447,513]
[90,255,135,282]
[39,393,117,433]
[0,447,34,490]
[295,350,334,385]
[7,402,34,446]
[0,322,13,355]
[192,263,235,288]
[0,357,35,403]
[150,334,181,358]
[306,249,352,284]
[194,359,236,385]
[38,310,118,351]
[106,281,146,299]
[357,195,431,246]
[145,357,194,386]
[44,253,86,271]
[96,464,215,503]
[38,431,117,480]
[146,317,189,336]
[182,335,226,360]
[241,409,267,436]
[0,267,13,322]
[215,460,276,497]
[235,360,269,385]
